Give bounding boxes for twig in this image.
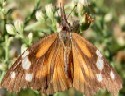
[24,0,41,26]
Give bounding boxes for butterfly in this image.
[1,5,122,96]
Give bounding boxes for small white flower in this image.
[28,32,33,44]
[0,63,7,71]
[6,24,16,35]
[1,8,6,14]
[45,4,54,19]
[117,36,125,46]
[79,0,90,6]
[104,13,113,22]
[2,1,6,6]
[28,32,33,40]
[35,10,45,21]
[77,3,83,13]
[14,19,24,33]
[21,44,28,54]
[56,23,62,33]
[119,14,125,26]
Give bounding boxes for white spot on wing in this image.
[96,74,103,82]
[110,70,115,80]
[22,56,31,70]
[96,50,104,70]
[96,50,102,58]
[96,57,104,71]
[22,50,29,58]
[10,71,16,79]
[25,73,33,82]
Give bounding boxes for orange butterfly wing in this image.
[34,36,72,94]
[1,33,72,94]
[1,33,58,92]
[71,33,122,96]
[1,32,122,96]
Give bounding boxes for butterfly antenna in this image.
[67,4,77,19]
[60,3,67,20]
[59,3,71,31]
[59,3,69,25]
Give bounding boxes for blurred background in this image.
[0,0,125,96]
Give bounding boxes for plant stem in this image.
[5,35,9,62]
[24,0,41,26]
[2,13,10,64]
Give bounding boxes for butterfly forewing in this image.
[72,34,99,96]
[72,33,122,96]
[1,33,58,92]
[1,33,73,94]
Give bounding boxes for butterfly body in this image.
[1,6,122,96]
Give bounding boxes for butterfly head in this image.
[59,4,80,33]
[59,5,72,32]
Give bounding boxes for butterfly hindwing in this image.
[34,36,72,94]
[72,34,98,96]
[71,33,122,96]
[45,38,72,94]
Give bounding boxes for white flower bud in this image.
[28,32,33,40]
[104,13,113,22]
[56,23,61,33]
[21,44,28,54]
[119,14,125,26]
[2,1,6,6]
[6,24,16,35]
[0,63,7,71]
[28,32,33,45]
[14,19,24,33]
[79,0,90,6]
[117,37,125,46]
[35,10,45,21]
[77,3,83,14]
[1,8,6,13]
[45,4,54,19]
